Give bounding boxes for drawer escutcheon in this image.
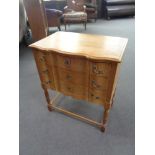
[93,65,104,75]
[64,58,71,66]
[92,80,101,89]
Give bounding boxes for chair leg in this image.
[107,16,111,20]
[58,26,61,31]
[64,20,66,31]
[84,22,86,30]
[47,28,50,35]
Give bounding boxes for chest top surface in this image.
[29,31,128,62]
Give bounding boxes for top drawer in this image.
[52,53,88,72]
[90,62,112,77]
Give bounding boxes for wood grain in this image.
[29,32,127,132]
[29,31,128,62]
[23,0,48,41]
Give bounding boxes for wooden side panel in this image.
[23,0,48,41]
[105,62,118,104]
[110,63,121,101]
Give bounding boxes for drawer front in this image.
[40,69,55,89]
[56,81,88,100]
[53,67,89,87]
[90,62,112,77]
[53,53,88,72]
[34,52,47,70]
[33,51,55,89]
[89,75,109,91]
[88,89,107,105]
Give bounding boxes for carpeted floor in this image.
[19,18,135,155]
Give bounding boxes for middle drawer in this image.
[53,67,89,86]
[89,75,109,91]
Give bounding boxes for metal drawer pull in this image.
[40,57,45,62]
[46,80,52,84]
[42,69,48,74]
[92,80,100,88]
[93,65,104,75]
[67,87,73,92]
[66,75,71,80]
[91,94,99,99]
[64,58,71,66]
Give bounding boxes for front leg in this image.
[43,88,53,111]
[100,104,111,132]
[111,88,116,107]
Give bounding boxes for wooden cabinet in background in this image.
[23,0,48,41]
[30,31,128,132]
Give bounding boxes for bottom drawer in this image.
[56,81,88,100]
[88,89,107,105]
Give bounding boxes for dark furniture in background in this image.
[63,0,87,30]
[45,9,63,31]
[43,0,103,18]
[84,0,98,21]
[44,0,66,13]
[102,0,135,19]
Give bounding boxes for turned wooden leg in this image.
[100,105,111,132]
[111,95,115,107]
[43,88,53,111]
[111,89,116,107]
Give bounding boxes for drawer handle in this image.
[93,65,104,75]
[46,80,52,84]
[42,69,48,74]
[91,94,99,99]
[67,87,73,92]
[64,58,71,66]
[96,96,100,99]
[92,80,100,89]
[40,57,45,62]
[66,74,71,80]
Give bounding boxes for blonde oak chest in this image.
[29,31,128,132]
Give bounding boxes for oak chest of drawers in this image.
[30,32,128,132]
